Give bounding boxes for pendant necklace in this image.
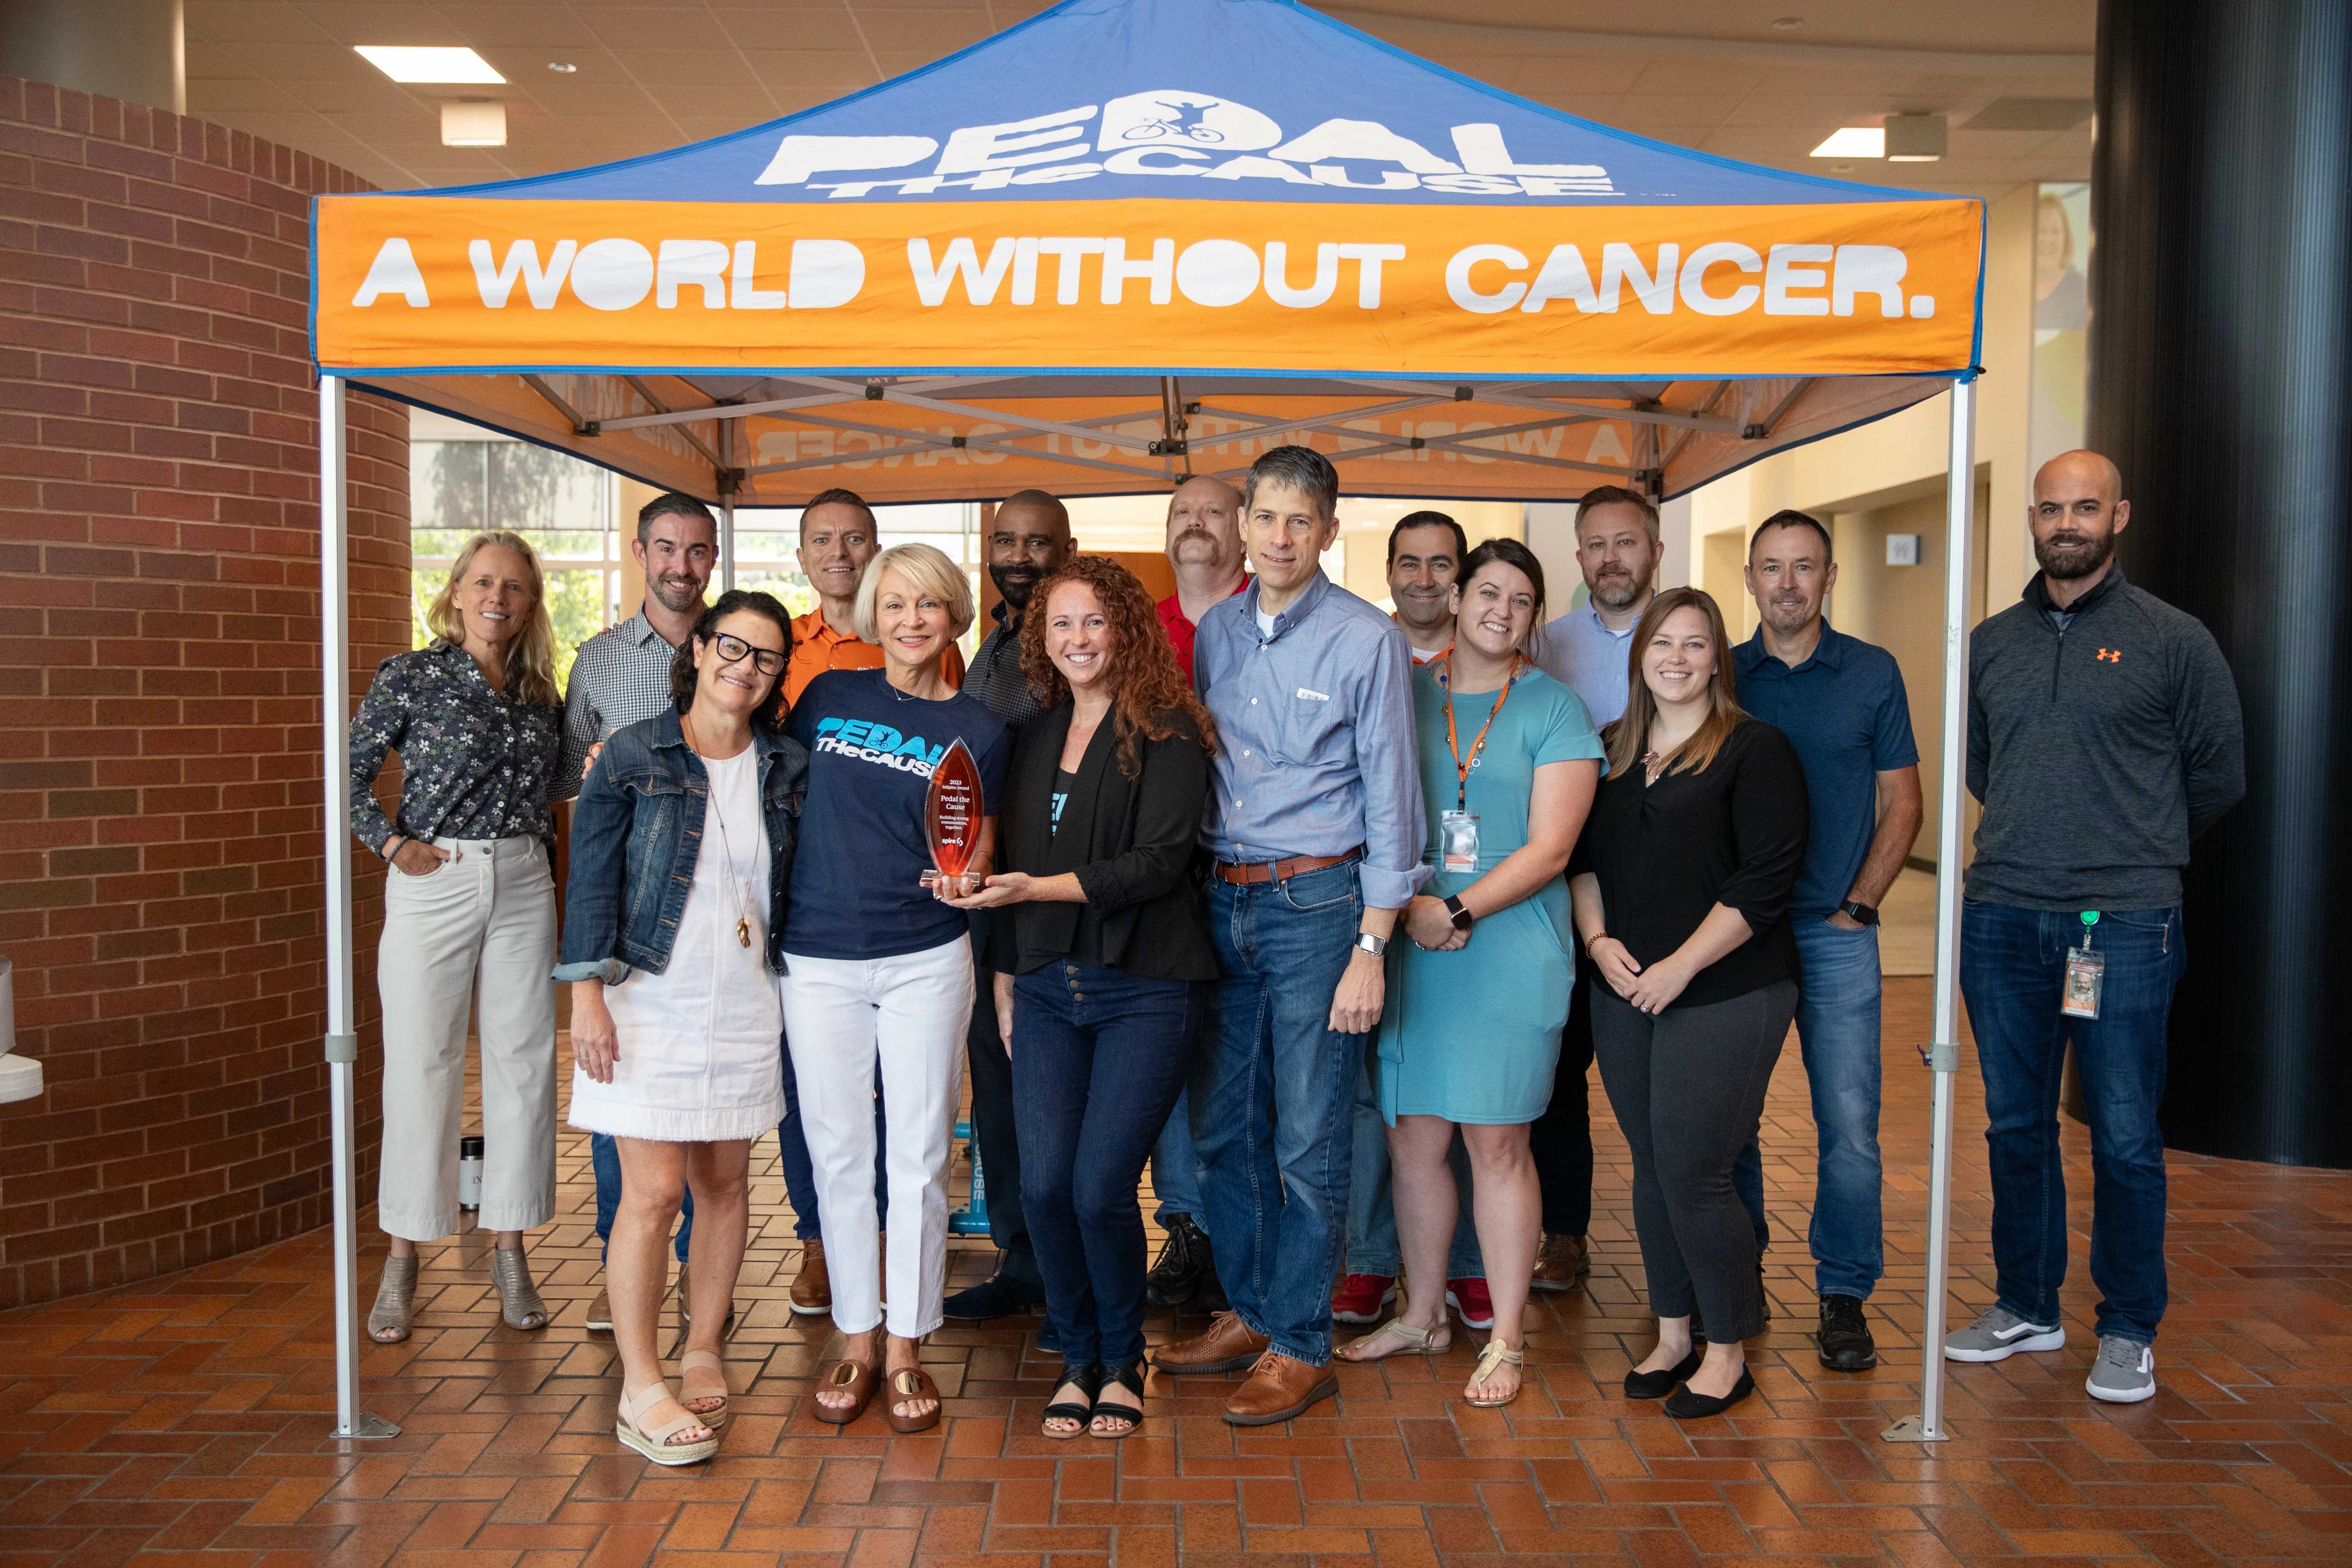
[684,712,756,949]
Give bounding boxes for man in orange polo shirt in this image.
[784,487,963,708]
[1155,474,1249,687]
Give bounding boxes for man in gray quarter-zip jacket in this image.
[1944,450,2244,1409]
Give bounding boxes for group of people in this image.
[347,437,2242,1461]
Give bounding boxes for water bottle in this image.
[458,1134,485,1209]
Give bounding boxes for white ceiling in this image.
[184,0,2095,196]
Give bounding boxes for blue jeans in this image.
[1792,917,1886,1299]
[1149,1087,1202,1222]
[1013,963,1202,1367]
[592,1132,691,1264]
[1347,1045,1483,1279]
[1191,857,1366,1368]
[1961,901,2183,1344]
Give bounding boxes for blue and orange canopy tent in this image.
[307,0,1984,1446]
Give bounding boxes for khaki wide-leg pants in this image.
[375,834,558,1241]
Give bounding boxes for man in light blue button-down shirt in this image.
[1152,446,1427,1425]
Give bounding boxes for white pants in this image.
[376,835,558,1241]
[778,935,973,1338]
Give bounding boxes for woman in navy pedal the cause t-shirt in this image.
[781,542,1009,1434]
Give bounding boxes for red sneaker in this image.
[1446,1277,1494,1330]
[1330,1273,1396,1324]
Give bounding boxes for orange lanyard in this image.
[1438,654,1521,813]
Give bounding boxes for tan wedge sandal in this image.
[678,1348,731,1429]
[616,1382,719,1466]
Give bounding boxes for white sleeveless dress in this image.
[567,746,786,1141]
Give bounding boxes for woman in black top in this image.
[1568,587,1808,1421]
[950,556,1218,1440]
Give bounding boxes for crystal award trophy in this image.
[919,737,983,893]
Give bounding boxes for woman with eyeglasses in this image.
[559,590,805,1465]
[352,531,564,1347]
[781,543,1011,1433]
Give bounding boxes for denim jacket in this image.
[554,707,808,985]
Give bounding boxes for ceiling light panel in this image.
[1810,126,1884,158]
[355,46,506,85]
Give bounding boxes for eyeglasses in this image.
[712,632,785,676]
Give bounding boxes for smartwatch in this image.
[1443,894,1475,934]
[1839,900,1880,927]
[1354,931,1389,958]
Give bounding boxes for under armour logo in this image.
[2097,648,2122,662]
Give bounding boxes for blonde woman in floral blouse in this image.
[348,531,564,1343]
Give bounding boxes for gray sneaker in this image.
[1943,1303,2066,1362]
[2086,1335,2156,1403]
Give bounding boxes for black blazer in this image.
[994,700,1219,981]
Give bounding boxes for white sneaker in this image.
[1943,1303,2066,1362]
[2086,1335,2156,1403]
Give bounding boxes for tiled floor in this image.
[6,976,2351,1567]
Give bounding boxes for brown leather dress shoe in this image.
[1530,1233,1590,1294]
[1223,1350,1338,1426]
[1151,1310,1269,1375]
[790,1238,832,1316]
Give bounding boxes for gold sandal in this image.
[678,1348,730,1428]
[1466,1338,1525,1407]
[1339,1316,1452,1361]
[616,1382,718,1466]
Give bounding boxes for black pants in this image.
[968,963,1037,1279]
[1591,979,1796,1344]
[1530,971,1596,1237]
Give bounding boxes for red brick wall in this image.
[0,78,410,1308]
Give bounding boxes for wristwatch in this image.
[1839,900,1880,927]
[1443,894,1475,934]
[1354,931,1389,957]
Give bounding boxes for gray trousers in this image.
[1591,979,1796,1344]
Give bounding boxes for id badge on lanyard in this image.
[2063,910,2103,1019]
[1439,655,1518,876]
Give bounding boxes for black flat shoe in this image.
[944,1270,1044,1322]
[1663,1367,1755,1420]
[1041,1362,1103,1440]
[1623,1342,1705,1400]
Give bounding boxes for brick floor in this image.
[5,976,2350,1566]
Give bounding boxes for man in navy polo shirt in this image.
[1735,509,1923,1374]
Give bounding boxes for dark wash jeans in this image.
[1191,855,1366,1368]
[1961,900,2184,1343]
[1012,962,1202,1367]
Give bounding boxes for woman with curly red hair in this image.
[948,555,1219,1440]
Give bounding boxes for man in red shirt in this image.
[1140,473,1247,1310]
[1155,474,1248,687]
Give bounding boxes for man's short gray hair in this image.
[1242,444,1340,522]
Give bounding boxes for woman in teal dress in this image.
[1340,538,1603,1406]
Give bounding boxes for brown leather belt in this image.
[1212,847,1363,885]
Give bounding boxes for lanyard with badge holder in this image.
[2063,910,2103,1019]
[1434,649,1523,873]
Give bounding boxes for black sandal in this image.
[1042,1363,1102,1440]
[1090,1359,1145,1439]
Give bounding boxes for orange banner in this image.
[317,195,1980,379]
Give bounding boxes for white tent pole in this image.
[319,373,397,1441]
[1883,375,1975,1446]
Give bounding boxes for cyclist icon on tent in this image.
[1119,95,1226,144]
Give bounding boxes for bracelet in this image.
[381,836,403,861]
[1583,931,1608,957]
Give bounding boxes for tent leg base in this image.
[334,1412,401,1440]
[1880,1413,1953,1444]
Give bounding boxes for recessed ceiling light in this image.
[354,45,505,85]
[1811,126,1885,158]
[1771,15,1804,28]
[441,101,507,147]
[547,61,577,74]
[1830,163,1855,173]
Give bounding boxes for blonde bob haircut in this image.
[853,541,975,645]
[424,531,560,708]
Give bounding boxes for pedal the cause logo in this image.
[810,715,947,776]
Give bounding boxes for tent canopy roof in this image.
[312,0,1984,505]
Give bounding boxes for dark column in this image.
[2089,0,2352,1166]
[0,0,185,114]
